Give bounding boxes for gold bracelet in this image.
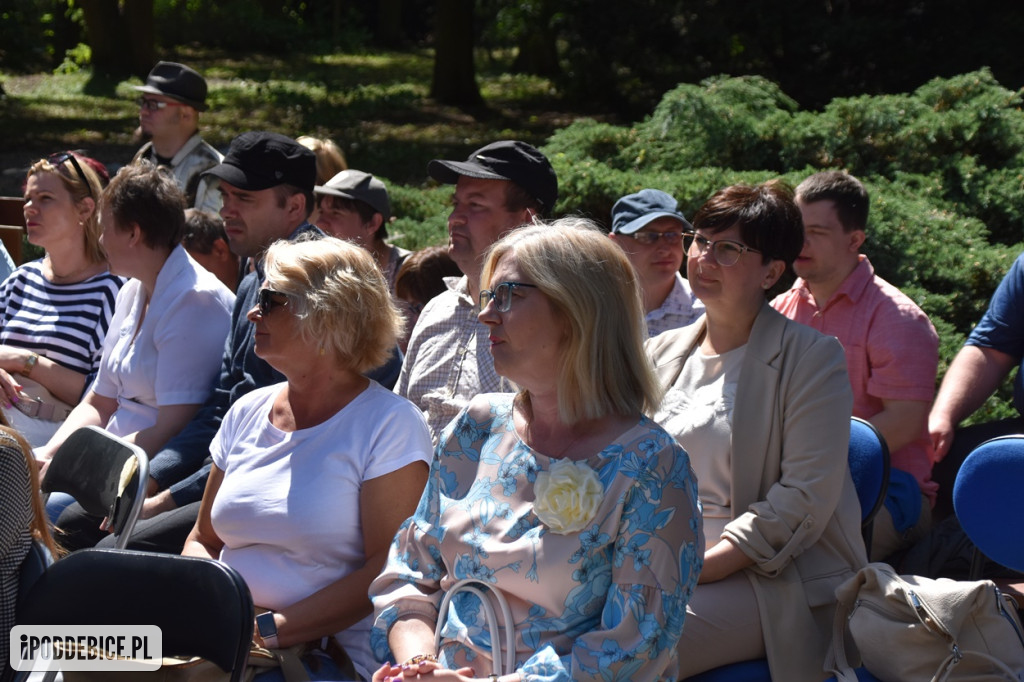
[23,352,38,377]
[403,653,437,666]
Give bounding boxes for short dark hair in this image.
[101,161,185,250]
[316,194,390,239]
[182,208,227,254]
[505,182,548,218]
[273,184,314,220]
[692,179,804,266]
[795,170,869,233]
[395,245,462,303]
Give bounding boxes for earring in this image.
[318,347,325,356]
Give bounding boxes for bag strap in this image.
[435,578,515,676]
[273,646,311,682]
[824,583,860,682]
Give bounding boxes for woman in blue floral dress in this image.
[369,219,704,682]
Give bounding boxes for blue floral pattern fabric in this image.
[370,393,704,682]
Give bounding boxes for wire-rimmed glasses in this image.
[684,232,762,267]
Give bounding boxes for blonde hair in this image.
[27,156,105,265]
[263,235,401,373]
[481,218,662,423]
[296,136,348,185]
[0,425,58,558]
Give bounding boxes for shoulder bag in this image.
[826,562,1024,682]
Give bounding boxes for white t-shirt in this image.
[93,246,233,438]
[210,380,433,679]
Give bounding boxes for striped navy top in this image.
[0,261,124,379]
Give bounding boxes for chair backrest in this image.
[16,540,52,611]
[17,548,254,680]
[953,434,1024,574]
[848,416,890,548]
[40,426,149,549]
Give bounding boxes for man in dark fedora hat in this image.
[132,61,223,213]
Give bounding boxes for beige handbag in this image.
[826,562,1024,681]
[8,374,74,421]
[435,578,516,678]
[0,373,74,446]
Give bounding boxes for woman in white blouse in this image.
[37,162,233,516]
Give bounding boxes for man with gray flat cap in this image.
[396,140,558,441]
[132,61,223,213]
[314,169,410,294]
[609,188,703,337]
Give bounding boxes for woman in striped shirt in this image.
[0,153,123,446]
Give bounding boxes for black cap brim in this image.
[202,163,276,192]
[427,159,510,185]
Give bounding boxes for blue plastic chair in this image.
[681,417,889,681]
[848,416,891,550]
[953,434,1024,576]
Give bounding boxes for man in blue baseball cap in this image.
[609,188,703,337]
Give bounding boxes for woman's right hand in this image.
[372,660,476,682]
[0,367,22,407]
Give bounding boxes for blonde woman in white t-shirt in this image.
[183,236,432,681]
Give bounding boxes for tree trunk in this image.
[431,0,483,108]
[512,0,560,78]
[78,0,126,77]
[377,0,404,47]
[123,0,155,78]
[78,0,154,78]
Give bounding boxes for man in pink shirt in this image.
[771,170,938,561]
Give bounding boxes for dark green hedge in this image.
[539,69,1024,421]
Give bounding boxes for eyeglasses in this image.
[479,281,538,313]
[47,152,92,199]
[137,97,187,111]
[256,288,289,316]
[684,233,762,267]
[622,230,686,246]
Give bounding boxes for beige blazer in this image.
[647,303,868,681]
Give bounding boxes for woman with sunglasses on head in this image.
[646,180,868,680]
[369,219,703,682]
[183,236,432,681]
[0,153,124,446]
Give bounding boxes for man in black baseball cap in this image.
[131,61,223,213]
[396,140,558,440]
[202,131,317,259]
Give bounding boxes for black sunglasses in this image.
[47,152,92,199]
[256,288,289,316]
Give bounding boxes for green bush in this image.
[539,70,1024,423]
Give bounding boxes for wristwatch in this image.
[255,611,279,649]
[23,352,38,377]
